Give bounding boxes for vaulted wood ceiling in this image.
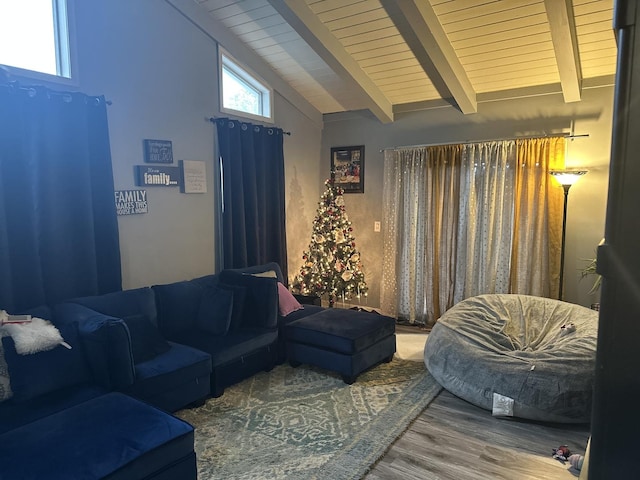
[191,0,616,123]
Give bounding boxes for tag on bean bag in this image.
[492,392,514,417]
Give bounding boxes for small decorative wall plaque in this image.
[180,160,207,193]
[114,190,148,215]
[134,165,180,187]
[143,139,173,164]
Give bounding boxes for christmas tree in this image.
[292,178,368,307]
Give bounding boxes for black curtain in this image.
[215,118,288,280]
[0,83,121,312]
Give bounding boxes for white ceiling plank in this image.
[307,0,367,15]
[346,35,406,54]
[437,0,540,25]
[267,0,394,123]
[544,0,582,102]
[338,27,400,47]
[364,57,421,74]
[380,0,477,114]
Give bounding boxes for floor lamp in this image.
[550,170,588,300]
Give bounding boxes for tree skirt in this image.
[176,359,441,480]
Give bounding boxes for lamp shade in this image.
[550,169,588,186]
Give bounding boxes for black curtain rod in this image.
[1,81,112,105]
[380,132,589,152]
[208,116,291,135]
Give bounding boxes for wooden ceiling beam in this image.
[380,0,477,114]
[544,0,582,102]
[267,0,394,123]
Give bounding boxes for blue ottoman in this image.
[285,308,396,384]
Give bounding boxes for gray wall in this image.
[322,87,614,309]
[66,0,321,289]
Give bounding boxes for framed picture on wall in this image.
[331,145,364,193]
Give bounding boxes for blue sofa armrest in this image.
[54,303,135,390]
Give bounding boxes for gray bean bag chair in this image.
[424,294,598,423]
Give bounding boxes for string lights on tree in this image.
[292,178,368,307]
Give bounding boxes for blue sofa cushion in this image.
[197,286,234,335]
[123,314,170,364]
[172,329,277,367]
[2,322,91,402]
[0,384,105,435]
[126,342,211,402]
[219,270,278,329]
[0,392,194,480]
[153,280,204,337]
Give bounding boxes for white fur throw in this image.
[1,314,64,355]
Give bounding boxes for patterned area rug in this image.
[177,359,441,480]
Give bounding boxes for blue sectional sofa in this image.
[0,262,361,479]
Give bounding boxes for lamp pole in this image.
[550,169,587,301]
[558,184,571,300]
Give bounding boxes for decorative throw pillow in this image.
[277,282,304,316]
[122,315,171,364]
[196,286,234,336]
[2,322,91,402]
[219,270,278,329]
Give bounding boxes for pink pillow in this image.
[277,282,304,316]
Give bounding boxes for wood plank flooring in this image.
[365,386,589,480]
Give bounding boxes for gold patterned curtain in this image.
[510,137,565,297]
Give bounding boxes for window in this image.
[219,48,273,122]
[0,0,72,79]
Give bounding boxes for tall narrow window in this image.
[0,0,72,79]
[219,48,273,122]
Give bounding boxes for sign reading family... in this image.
[135,165,180,187]
[115,189,148,216]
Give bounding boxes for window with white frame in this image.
[0,0,72,79]
[219,48,273,122]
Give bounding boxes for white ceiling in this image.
[191,0,617,123]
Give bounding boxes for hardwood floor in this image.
[365,389,590,480]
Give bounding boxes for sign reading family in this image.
[134,165,180,187]
[115,189,148,216]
